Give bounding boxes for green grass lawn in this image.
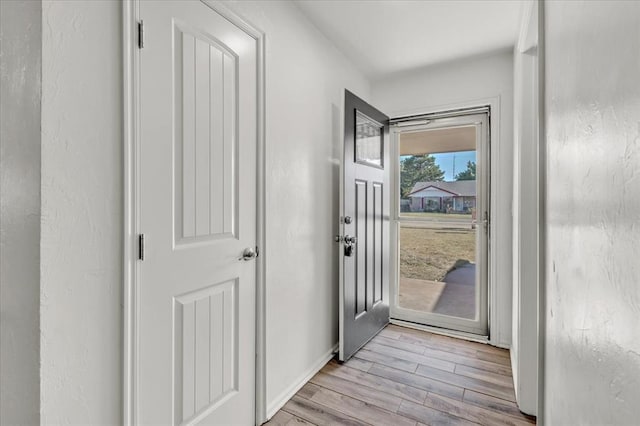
[400,226,475,281]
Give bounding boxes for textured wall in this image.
[40,1,122,423]
[223,0,370,414]
[544,1,640,423]
[0,1,42,424]
[372,51,514,347]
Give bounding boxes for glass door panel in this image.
[399,221,477,320]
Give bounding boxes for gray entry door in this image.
[339,90,390,361]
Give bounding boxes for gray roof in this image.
[408,180,476,197]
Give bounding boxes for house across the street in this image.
[407,180,476,213]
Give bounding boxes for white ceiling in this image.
[295,0,525,80]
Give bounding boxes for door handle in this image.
[239,247,257,261]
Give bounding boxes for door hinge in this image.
[138,20,144,49]
[138,234,145,260]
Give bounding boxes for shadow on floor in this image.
[432,263,475,319]
[399,263,476,320]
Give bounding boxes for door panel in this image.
[372,182,384,305]
[340,90,390,361]
[173,279,237,422]
[174,23,237,243]
[138,2,256,424]
[355,179,367,317]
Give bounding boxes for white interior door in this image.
[137,1,257,424]
[339,90,390,361]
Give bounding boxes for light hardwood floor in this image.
[265,324,536,426]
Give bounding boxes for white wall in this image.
[372,50,514,347]
[41,1,122,423]
[40,0,370,422]
[511,0,538,416]
[0,1,41,424]
[222,0,370,416]
[543,1,640,424]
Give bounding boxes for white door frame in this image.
[122,1,267,424]
[386,96,504,347]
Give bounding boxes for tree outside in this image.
[455,161,476,181]
[400,154,445,198]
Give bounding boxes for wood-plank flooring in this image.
[265,324,536,426]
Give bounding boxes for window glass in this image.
[355,111,383,167]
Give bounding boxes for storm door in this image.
[390,111,490,336]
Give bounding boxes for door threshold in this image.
[389,318,492,346]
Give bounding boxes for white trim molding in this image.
[122,2,140,423]
[122,1,266,424]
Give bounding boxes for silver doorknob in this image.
[239,247,257,261]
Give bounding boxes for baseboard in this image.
[265,343,338,420]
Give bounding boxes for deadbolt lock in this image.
[335,234,357,256]
[342,234,357,257]
[344,244,354,257]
